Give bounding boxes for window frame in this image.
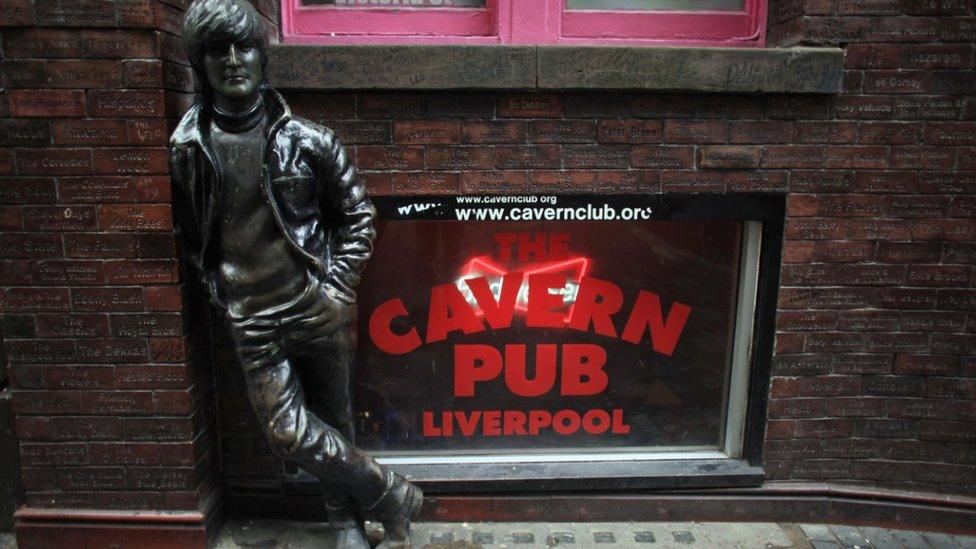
[282,0,767,47]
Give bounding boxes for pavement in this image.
[3,522,975,548]
[212,521,976,548]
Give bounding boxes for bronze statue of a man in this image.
[169,0,422,546]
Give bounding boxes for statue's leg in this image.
[231,290,421,548]
[293,322,369,549]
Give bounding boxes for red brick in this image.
[8,89,85,117]
[16,148,93,175]
[149,337,188,362]
[597,120,662,143]
[87,90,165,118]
[845,44,902,69]
[497,94,562,118]
[834,96,896,119]
[154,390,193,415]
[661,170,745,193]
[33,260,104,285]
[126,119,169,145]
[390,172,460,195]
[0,288,71,312]
[594,170,660,194]
[97,204,172,232]
[357,93,425,119]
[92,148,169,175]
[894,354,960,376]
[495,146,561,169]
[0,119,51,147]
[776,332,805,353]
[901,44,974,69]
[824,146,889,169]
[858,122,922,144]
[863,70,931,94]
[0,206,23,230]
[786,218,847,240]
[0,233,62,258]
[22,205,97,231]
[891,146,957,169]
[900,311,967,333]
[794,121,858,144]
[52,119,127,146]
[630,146,694,168]
[393,121,459,145]
[0,178,57,204]
[528,171,596,194]
[83,391,154,415]
[728,121,792,144]
[81,29,156,58]
[117,364,189,389]
[813,241,876,262]
[913,219,976,241]
[424,147,495,170]
[819,194,884,217]
[767,398,826,419]
[790,170,853,192]
[852,171,918,193]
[355,146,423,170]
[145,286,182,311]
[766,420,795,439]
[783,241,815,263]
[894,96,964,119]
[762,146,824,168]
[45,59,122,88]
[59,176,170,203]
[71,287,145,312]
[103,259,178,284]
[0,0,34,25]
[459,170,529,194]
[787,194,820,216]
[664,120,727,143]
[528,121,596,144]
[836,311,899,331]
[697,146,760,169]
[12,390,84,414]
[563,145,629,169]
[459,121,525,144]
[795,419,854,438]
[925,122,976,146]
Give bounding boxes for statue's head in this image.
[183,0,269,104]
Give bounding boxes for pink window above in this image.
[282,0,768,47]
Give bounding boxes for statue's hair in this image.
[182,0,268,96]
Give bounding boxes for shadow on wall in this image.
[0,383,24,531]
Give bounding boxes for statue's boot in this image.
[326,496,370,549]
[365,471,423,549]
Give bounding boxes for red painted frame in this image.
[283,0,766,46]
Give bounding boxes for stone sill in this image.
[269,45,843,94]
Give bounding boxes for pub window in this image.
[344,195,782,486]
[282,0,767,46]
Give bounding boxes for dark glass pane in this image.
[355,218,742,455]
[567,0,744,11]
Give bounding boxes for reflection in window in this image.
[567,0,744,11]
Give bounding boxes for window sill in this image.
[268,45,843,94]
[282,458,765,494]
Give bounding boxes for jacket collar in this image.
[170,87,292,150]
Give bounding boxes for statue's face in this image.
[202,40,262,103]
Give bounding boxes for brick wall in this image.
[1,0,974,524]
[0,0,221,514]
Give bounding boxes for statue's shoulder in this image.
[170,101,205,149]
[279,114,342,154]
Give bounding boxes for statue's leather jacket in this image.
[169,88,376,309]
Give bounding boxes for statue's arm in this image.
[320,132,377,304]
[168,144,218,301]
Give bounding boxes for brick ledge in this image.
[269,45,844,94]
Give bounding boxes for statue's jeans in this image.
[227,277,387,508]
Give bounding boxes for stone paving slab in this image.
[4,522,976,548]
